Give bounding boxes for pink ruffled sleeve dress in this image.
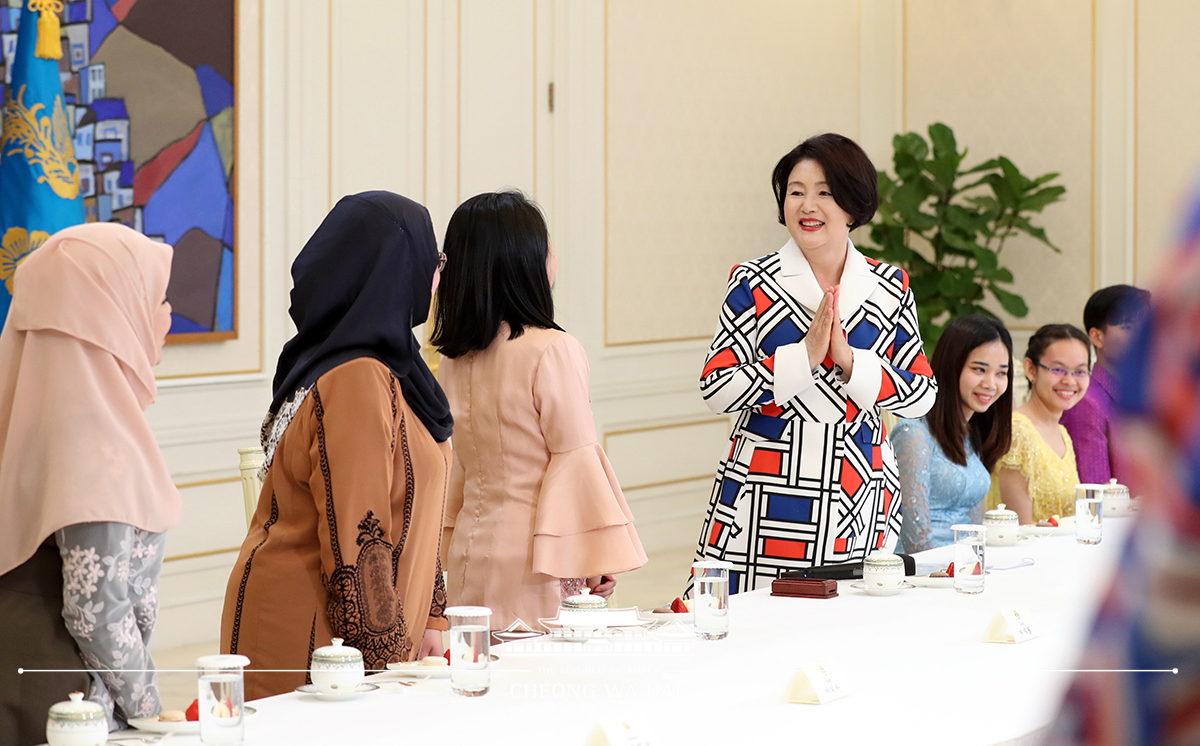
[440,326,647,630]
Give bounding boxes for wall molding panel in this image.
[143,0,1174,650]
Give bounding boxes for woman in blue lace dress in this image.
[893,315,1014,553]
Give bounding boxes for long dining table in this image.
[158,519,1132,745]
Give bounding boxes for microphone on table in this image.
[779,553,917,581]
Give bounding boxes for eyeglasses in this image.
[437,252,447,272]
[1036,362,1090,380]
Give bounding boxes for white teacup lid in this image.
[864,551,903,568]
[563,587,608,610]
[312,638,363,664]
[196,654,251,671]
[48,692,106,722]
[984,503,1019,522]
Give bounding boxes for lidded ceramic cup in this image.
[983,503,1020,546]
[1104,478,1132,515]
[46,692,107,746]
[310,638,365,694]
[862,551,905,593]
[562,587,607,611]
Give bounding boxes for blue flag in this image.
[0,0,84,324]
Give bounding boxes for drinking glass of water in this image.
[1075,484,1105,544]
[446,606,491,697]
[692,560,732,640]
[195,654,250,745]
[951,524,986,595]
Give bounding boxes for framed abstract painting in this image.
[1,0,238,340]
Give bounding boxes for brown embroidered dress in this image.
[221,358,450,700]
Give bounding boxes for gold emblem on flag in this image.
[1,85,80,200]
[0,227,50,295]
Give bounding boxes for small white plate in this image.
[1020,520,1074,538]
[637,610,695,624]
[127,706,257,734]
[295,682,379,699]
[849,580,914,596]
[907,574,955,588]
[386,654,499,678]
[540,607,651,632]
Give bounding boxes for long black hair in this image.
[927,314,1013,472]
[432,191,562,359]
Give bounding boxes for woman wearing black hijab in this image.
[220,192,454,700]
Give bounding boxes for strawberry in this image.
[185,699,199,722]
[945,561,955,577]
[670,597,688,614]
[1049,515,1060,527]
[443,649,451,664]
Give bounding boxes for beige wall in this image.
[605,0,858,345]
[905,0,1094,331]
[147,0,1193,648]
[1136,0,1200,283]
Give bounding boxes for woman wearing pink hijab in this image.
[0,223,178,745]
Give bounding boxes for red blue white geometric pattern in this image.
[691,248,936,595]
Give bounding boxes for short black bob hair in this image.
[432,190,562,359]
[1082,284,1150,334]
[771,133,879,230]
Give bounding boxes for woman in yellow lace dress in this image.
[987,324,1091,523]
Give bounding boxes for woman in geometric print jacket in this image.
[690,134,937,595]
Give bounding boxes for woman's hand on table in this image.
[806,288,836,370]
[418,627,444,658]
[587,575,617,598]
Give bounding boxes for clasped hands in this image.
[805,286,854,377]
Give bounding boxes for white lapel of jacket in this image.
[775,237,878,318]
[836,239,879,320]
[775,238,824,313]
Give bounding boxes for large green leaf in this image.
[910,271,941,300]
[891,181,936,231]
[1028,171,1061,188]
[927,159,957,194]
[1019,185,1066,213]
[1008,215,1060,251]
[989,283,1029,316]
[927,123,961,191]
[928,123,958,159]
[963,157,1002,174]
[970,244,999,273]
[937,267,979,298]
[998,157,1029,193]
[940,228,983,257]
[988,267,1014,283]
[876,170,896,199]
[982,173,1018,208]
[946,204,989,233]
[964,195,1000,212]
[895,132,929,162]
[894,152,922,181]
[919,295,949,320]
[907,210,939,232]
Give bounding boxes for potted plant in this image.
[860,123,1066,351]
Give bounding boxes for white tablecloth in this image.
[179,521,1131,745]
